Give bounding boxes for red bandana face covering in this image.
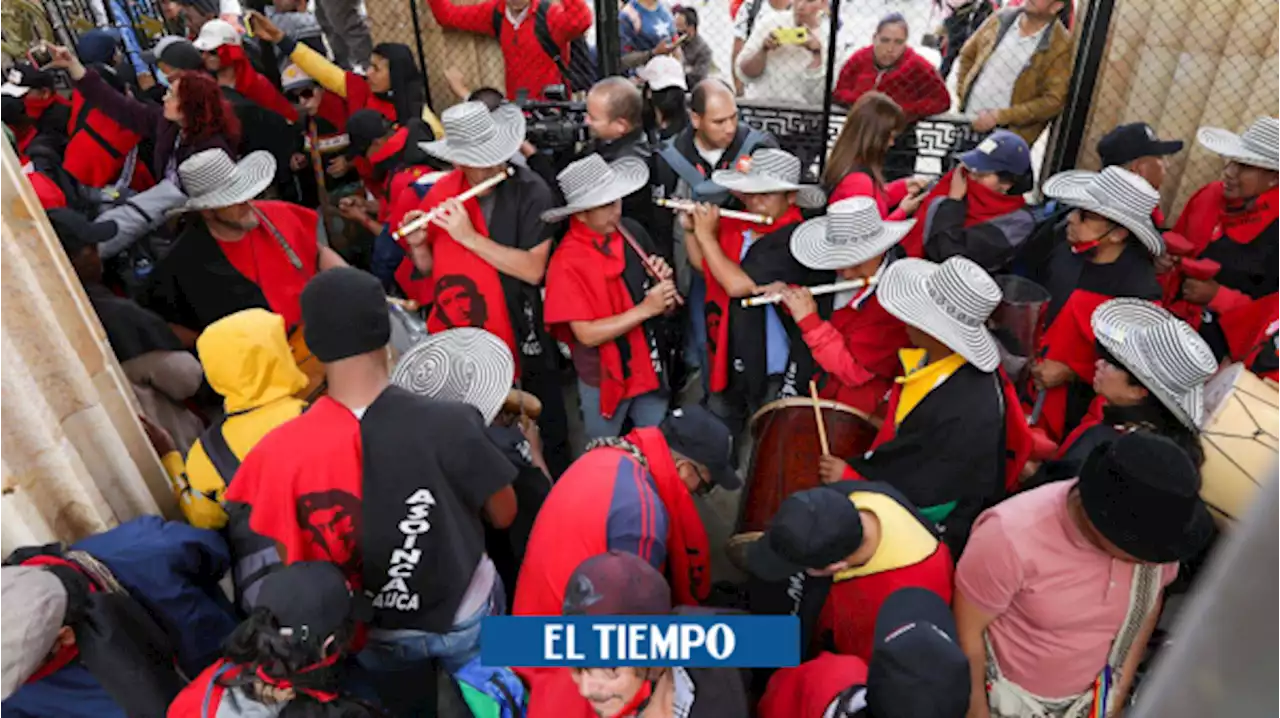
[898,168,1027,256]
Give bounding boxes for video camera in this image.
[515,85,588,154]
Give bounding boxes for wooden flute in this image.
[617,223,684,307]
[391,167,515,240]
[740,277,877,308]
[655,198,774,225]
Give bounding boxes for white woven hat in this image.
[710,148,826,209]
[1043,165,1166,256]
[790,196,914,270]
[390,328,515,426]
[1197,116,1279,171]
[541,155,650,223]
[419,101,526,168]
[192,19,241,51]
[877,256,1003,372]
[637,55,687,91]
[1092,298,1218,430]
[178,148,276,211]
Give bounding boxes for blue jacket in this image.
[2,516,237,718]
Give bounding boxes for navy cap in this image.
[745,486,863,582]
[254,562,369,651]
[76,29,122,66]
[1098,123,1184,167]
[563,551,672,616]
[345,109,393,158]
[958,129,1031,176]
[659,405,739,490]
[866,588,970,718]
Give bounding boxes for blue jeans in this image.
[578,381,670,439]
[356,576,505,715]
[685,275,709,394]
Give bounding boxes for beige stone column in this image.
[1,138,177,555]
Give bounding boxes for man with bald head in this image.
[578,76,655,231]
[653,78,778,391]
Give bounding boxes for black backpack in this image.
[491,0,598,93]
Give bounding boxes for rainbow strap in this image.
[1090,665,1113,718]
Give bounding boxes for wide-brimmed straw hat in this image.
[790,196,914,270]
[710,148,826,209]
[541,154,650,223]
[1042,166,1166,256]
[178,148,276,211]
[390,327,515,426]
[419,101,525,168]
[1091,298,1218,429]
[1197,116,1279,171]
[877,256,1003,372]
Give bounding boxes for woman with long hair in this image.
[49,44,240,189]
[167,561,381,718]
[644,86,689,142]
[823,92,925,218]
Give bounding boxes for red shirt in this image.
[215,201,320,329]
[798,291,909,419]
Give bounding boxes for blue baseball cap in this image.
[958,130,1031,176]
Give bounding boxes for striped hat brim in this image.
[1043,171,1166,256]
[541,157,651,223]
[1091,298,1214,429]
[418,104,526,168]
[789,214,914,270]
[709,170,827,209]
[877,258,1001,372]
[1197,126,1278,170]
[390,327,515,425]
[180,150,276,211]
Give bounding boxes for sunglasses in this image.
[288,87,316,103]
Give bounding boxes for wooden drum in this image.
[1200,364,1279,527]
[736,398,880,534]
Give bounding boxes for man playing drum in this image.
[687,148,828,432]
[826,256,1010,555]
[776,197,913,420]
[1027,298,1218,487]
[744,484,954,663]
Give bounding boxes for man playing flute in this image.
[687,148,827,433]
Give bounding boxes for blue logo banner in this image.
[480,615,800,667]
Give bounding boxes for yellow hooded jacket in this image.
[177,309,310,529]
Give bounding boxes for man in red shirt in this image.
[423,0,593,99]
[513,405,737,620]
[146,148,346,343]
[745,483,954,662]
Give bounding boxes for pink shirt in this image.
[956,481,1177,698]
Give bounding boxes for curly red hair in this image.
[169,70,241,148]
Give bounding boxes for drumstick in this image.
[810,380,830,456]
[656,198,774,225]
[391,167,515,240]
[741,277,876,308]
[617,223,685,307]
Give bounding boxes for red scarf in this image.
[23,92,69,122]
[627,428,711,606]
[899,169,1028,257]
[544,220,660,418]
[19,556,97,684]
[704,206,805,393]
[421,169,519,361]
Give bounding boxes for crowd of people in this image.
[2,3,1277,717]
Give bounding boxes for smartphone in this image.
[773,27,809,45]
[28,42,53,70]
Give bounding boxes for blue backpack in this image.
[450,657,526,718]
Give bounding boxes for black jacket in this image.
[922,197,1036,272]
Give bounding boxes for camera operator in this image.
[580,77,655,233]
[652,78,777,392]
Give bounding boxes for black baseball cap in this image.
[254,562,370,651]
[1098,123,1184,168]
[47,208,118,255]
[345,109,392,158]
[659,405,739,490]
[745,486,863,582]
[563,551,673,616]
[866,588,970,718]
[1,63,56,97]
[143,37,203,72]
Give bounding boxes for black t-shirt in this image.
[361,388,518,631]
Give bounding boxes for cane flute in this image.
[656,198,774,225]
[392,167,515,240]
[617,223,685,307]
[809,380,830,456]
[741,277,876,308]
